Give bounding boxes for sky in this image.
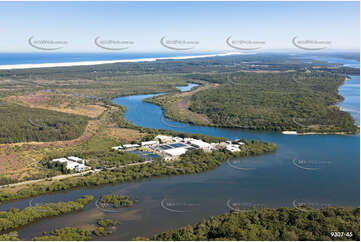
[0,1,359,53]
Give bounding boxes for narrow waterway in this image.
[1,61,359,240]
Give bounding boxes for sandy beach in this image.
[0,52,243,70]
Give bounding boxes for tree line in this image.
[144,207,360,241]
[0,195,93,234]
[0,139,276,206]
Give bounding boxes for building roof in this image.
[226,145,241,152]
[189,139,210,148]
[52,158,69,163]
[141,140,158,146]
[65,161,79,169]
[123,144,140,148]
[67,156,83,162]
[164,147,188,157]
[156,135,173,141]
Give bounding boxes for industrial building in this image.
[50,156,89,172]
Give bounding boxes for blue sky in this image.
[0,1,359,52]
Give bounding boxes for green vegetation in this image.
[85,150,144,168]
[0,54,357,89]
[99,194,135,208]
[0,195,93,234]
[0,139,276,205]
[0,232,20,241]
[93,226,110,237]
[185,72,358,133]
[97,218,119,227]
[0,101,88,143]
[32,227,92,241]
[31,219,119,240]
[147,207,360,241]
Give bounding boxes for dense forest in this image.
[0,101,88,143]
[187,72,358,133]
[145,207,360,241]
[0,195,93,233]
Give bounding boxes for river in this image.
[0,60,359,240]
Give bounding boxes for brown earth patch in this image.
[103,128,145,143]
[5,92,105,118]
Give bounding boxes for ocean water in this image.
[0,52,218,65]
[338,75,360,125]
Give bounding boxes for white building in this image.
[226,144,241,152]
[189,139,210,149]
[141,140,159,146]
[50,157,89,172]
[52,158,69,163]
[68,156,84,163]
[123,144,140,149]
[163,147,188,158]
[111,146,124,151]
[183,137,196,143]
[156,135,173,143]
[74,163,87,172]
[172,136,184,143]
[65,161,79,170]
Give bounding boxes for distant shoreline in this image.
[0,52,242,70]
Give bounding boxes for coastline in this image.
[282,131,350,135]
[0,52,242,70]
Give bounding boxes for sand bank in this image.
[0,52,242,70]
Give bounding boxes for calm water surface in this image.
[1,61,359,240]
